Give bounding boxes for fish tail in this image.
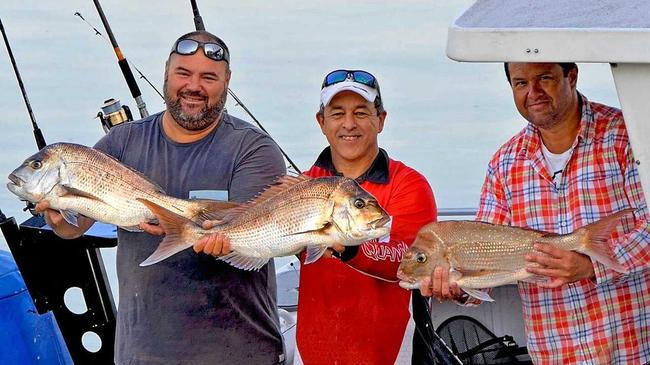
[138,198,197,266]
[578,208,634,274]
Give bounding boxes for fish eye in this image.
[29,160,43,169]
[415,252,427,263]
[353,198,366,209]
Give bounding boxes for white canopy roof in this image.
[448,0,650,62]
[446,0,650,206]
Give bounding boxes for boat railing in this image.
[438,207,477,219]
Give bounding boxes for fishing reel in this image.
[96,98,133,133]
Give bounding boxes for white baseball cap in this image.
[320,80,379,107]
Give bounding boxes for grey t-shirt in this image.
[95,112,286,364]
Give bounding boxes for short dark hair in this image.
[503,62,577,84]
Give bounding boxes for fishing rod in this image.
[92,0,149,118]
[0,17,46,150]
[190,0,206,31]
[227,91,301,174]
[189,0,301,174]
[80,1,300,173]
[74,12,164,101]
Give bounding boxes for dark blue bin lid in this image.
[0,250,27,300]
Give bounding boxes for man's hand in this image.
[526,243,595,288]
[35,201,63,226]
[324,243,345,259]
[139,222,165,236]
[194,232,232,256]
[419,266,464,301]
[34,201,94,239]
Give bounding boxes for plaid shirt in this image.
[477,94,650,364]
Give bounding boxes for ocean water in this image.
[0,0,619,319]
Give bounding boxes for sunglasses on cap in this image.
[321,70,379,90]
[171,39,230,63]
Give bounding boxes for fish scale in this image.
[222,196,332,257]
[7,142,236,231]
[138,175,391,269]
[397,210,633,300]
[421,221,547,271]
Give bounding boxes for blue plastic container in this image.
[0,250,73,365]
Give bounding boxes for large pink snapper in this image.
[7,143,236,231]
[397,209,632,301]
[138,175,391,269]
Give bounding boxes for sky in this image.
[0,0,620,250]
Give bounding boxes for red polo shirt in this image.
[296,148,437,365]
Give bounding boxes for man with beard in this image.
[36,31,286,364]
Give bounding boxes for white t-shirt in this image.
[541,142,572,183]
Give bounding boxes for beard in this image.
[163,78,227,131]
[528,113,563,130]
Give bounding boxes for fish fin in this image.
[285,230,316,236]
[218,175,313,221]
[218,252,269,271]
[463,288,494,302]
[122,225,144,232]
[576,208,634,274]
[458,269,519,287]
[100,153,167,194]
[188,199,241,223]
[58,185,105,203]
[514,266,549,284]
[285,222,333,237]
[138,198,196,266]
[520,275,548,284]
[197,217,224,226]
[249,175,311,205]
[59,209,79,227]
[304,245,328,264]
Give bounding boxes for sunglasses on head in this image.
[321,70,378,89]
[171,39,230,63]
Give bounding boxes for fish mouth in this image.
[369,215,390,229]
[396,270,419,289]
[7,173,23,187]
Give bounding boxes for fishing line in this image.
[342,261,398,282]
[74,11,164,101]
[395,286,439,362]
[342,258,461,363]
[388,275,462,364]
[413,293,464,365]
[227,90,301,174]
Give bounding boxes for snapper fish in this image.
[138,175,391,270]
[7,142,236,231]
[397,209,632,301]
